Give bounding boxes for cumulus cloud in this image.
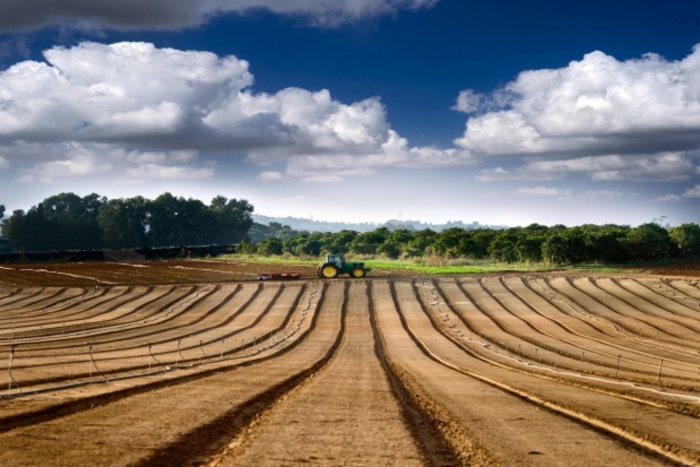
[456,46,700,182]
[654,183,700,203]
[0,41,457,184]
[0,0,439,32]
[515,186,571,197]
[257,171,283,181]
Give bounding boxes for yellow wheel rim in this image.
[321,265,337,278]
[352,268,365,278]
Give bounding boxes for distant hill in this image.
[252,215,506,233]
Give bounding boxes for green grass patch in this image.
[217,253,644,276]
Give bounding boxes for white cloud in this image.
[582,189,626,199]
[653,184,700,203]
[0,155,8,172]
[0,0,439,32]
[258,171,283,181]
[125,164,214,180]
[452,90,482,113]
[684,185,700,198]
[654,194,683,203]
[455,46,700,183]
[522,152,696,182]
[474,166,563,182]
[0,41,461,185]
[17,149,112,182]
[515,186,571,197]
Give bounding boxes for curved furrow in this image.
[1,285,214,351]
[393,280,700,466]
[0,286,157,334]
[663,278,700,305]
[633,277,700,319]
[595,278,700,337]
[612,277,700,328]
[0,282,327,439]
[0,286,135,335]
[2,284,303,389]
[476,277,658,377]
[485,277,700,385]
[544,276,694,353]
[502,277,700,386]
[570,277,691,341]
[449,278,676,383]
[0,287,81,316]
[0,285,198,349]
[0,281,340,467]
[430,279,700,407]
[0,287,46,309]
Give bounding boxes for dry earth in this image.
[0,260,699,466]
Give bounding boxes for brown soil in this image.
[0,260,699,466]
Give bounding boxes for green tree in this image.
[432,228,475,258]
[4,193,105,251]
[626,223,672,261]
[323,230,358,254]
[206,196,254,244]
[488,231,518,263]
[146,193,208,247]
[98,197,149,248]
[669,223,700,258]
[349,227,389,255]
[257,237,284,256]
[581,224,630,263]
[404,229,436,257]
[541,228,587,264]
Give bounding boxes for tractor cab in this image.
[317,253,370,279]
[326,254,345,269]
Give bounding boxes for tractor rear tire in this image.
[319,263,339,278]
[350,267,366,278]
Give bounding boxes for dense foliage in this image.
[240,222,700,265]
[2,193,699,265]
[1,192,253,251]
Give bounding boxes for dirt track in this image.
[0,261,699,465]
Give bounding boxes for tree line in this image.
[0,192,253,251]
[242,222,700,264]
[2,193,699,264]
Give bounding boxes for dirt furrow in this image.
[1,283,309,393]
[208,280,428,466]
[398,280,700,466]
[0,282,338,466]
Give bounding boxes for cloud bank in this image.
[0,0,439,32]
[0,41,455,183]
[457,46,700,184]
[0,41,698,191]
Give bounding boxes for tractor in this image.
[317,253,371,278]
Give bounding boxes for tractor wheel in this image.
[350,267,366,278]
[319,263,339,278]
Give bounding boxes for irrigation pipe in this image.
[419,281,700,405]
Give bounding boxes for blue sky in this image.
[0,0,698,227]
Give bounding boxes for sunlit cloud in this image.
[455,46,700,184]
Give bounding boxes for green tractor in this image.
[317,253,371,279]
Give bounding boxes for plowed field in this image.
[1,261,699,466]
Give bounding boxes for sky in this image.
[0,0,698,228]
